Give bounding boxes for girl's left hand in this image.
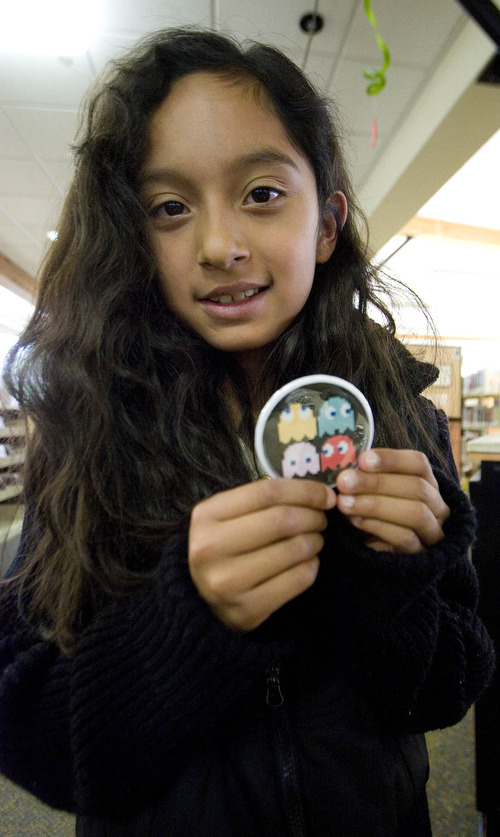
[335,448,450,554]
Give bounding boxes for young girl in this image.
[0,27,494,837]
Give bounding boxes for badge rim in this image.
[254,374,374,480]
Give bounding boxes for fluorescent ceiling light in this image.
[0,0,101,56]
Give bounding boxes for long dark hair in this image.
[3,28,440,651]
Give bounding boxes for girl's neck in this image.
[234,344,275,402]
[222,347,276,440]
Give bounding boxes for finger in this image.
[363,536,397,554]
[350,517,426,554]
[337,494,444,547]
[358,449,439,490]
[191,505,328,561]
[200,531,325,601]
[214,556,321,632]
[336,469,449,524]
[194,478,336,524]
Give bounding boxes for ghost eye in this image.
[322,443,333,457]
[338,441,349,454]
[300,405,312,419]
[341,402,353,418]
[326,406,337,419]
[281,407,294,423]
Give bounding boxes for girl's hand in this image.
[336,449,450,554]
[188,479,336,632]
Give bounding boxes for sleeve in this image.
[313,401,495,733]
[0,529,289,816]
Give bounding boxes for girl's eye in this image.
[246,186,281,205]
[151,200,187,218]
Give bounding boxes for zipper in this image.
[265,664,306,837]
[266,665,284,708]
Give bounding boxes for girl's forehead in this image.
[145,71,300,167]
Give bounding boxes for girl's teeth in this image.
[209,288,259,303]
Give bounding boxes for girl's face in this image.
[140,72,342,373]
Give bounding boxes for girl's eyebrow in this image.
[139,149,300,190]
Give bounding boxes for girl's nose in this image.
[197,208,250,270]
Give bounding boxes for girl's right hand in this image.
[188,479,336,632]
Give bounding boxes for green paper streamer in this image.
[363,0,391,95]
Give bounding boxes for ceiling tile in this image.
[0,196,62,228]
[3,108,79,163]
[44,161,75,194]
[0,159,63,198]
[87,34,144,74]
[0,109,27,160]
[0,221,48,247]
[219,0,359,58]
[341,0,465,67]
[330,58,426,137]
[0,238,43,276]
[0,52,92,107]
[99,0,212,34]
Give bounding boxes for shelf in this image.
[0,420,25,438]
[463,423,497,432]
[463,394,500,400]
[0,408,25,529]
[0,503,24,574]
[0,484,23,502]
[0,451,25,469]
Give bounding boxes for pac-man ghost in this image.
[278,402,317,445]
[282,441,321,478]
[320,435,356,473]
[318,396,355,437]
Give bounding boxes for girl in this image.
[0,27,494,837]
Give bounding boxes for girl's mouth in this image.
[200,286,268,318]
[206,287,263,305]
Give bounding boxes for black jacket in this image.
[0,367,495,836]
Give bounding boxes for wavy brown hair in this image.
[3,28,441,652]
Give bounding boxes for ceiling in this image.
[0,0,498,299]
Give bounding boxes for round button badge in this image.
[254,375,374,485]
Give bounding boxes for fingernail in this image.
[325,487,337,509]
[338,494,355,510]
[363,450,380,470]
[338,469,358,490]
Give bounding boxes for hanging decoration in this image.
[362,0,391,148]
[362,0,391,94]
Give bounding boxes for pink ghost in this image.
[282,441,320,478]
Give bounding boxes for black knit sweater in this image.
[0,397,495,833]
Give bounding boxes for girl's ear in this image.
[316,191,348,264]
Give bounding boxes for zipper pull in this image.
[266,665,284,708]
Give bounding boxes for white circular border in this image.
[254,374,375,480]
